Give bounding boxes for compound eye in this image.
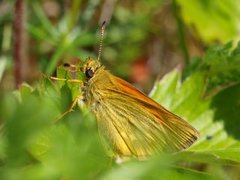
[85,69,94,79]
[63,63,70,67]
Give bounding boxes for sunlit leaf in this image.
[177,0,240,43]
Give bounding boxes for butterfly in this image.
[51,21,199,159]
[73,57,199,159]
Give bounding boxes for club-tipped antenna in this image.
[98,21,107,61]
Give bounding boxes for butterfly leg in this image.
[47,75,85,122]
[49,76,83,85]
[55,95,84,123]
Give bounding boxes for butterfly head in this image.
[81,57,102,79]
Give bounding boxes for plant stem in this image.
[172,0,189,65]
[14,0,24,88]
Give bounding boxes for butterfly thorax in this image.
[81,58,115,112]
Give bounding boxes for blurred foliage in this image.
[176,0,240,43]
[1,0,240,179]
[1,59,240,179]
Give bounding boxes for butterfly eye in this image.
[85,69,94,79]
[63,63,70,67]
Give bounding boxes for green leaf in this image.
[150,69,240,168]
[211,83,240,140]
[176,0,240,43]
[102,155,218,180]
[2,44,240,178]
[56,63,83,100]
[203,42,240,96]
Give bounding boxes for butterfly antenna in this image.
[98,21,107,61]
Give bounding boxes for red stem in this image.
[13,0,24,88]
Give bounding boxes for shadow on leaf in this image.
[211,83,240,139]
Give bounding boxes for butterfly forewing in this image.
[83,59,199,158]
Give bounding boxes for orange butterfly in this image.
[51,22,199,159]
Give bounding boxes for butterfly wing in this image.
[87,70,199,158]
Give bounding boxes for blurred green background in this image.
[1,0,240,179]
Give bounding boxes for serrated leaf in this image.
[203,42,240,96]
[150,69,240,167]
